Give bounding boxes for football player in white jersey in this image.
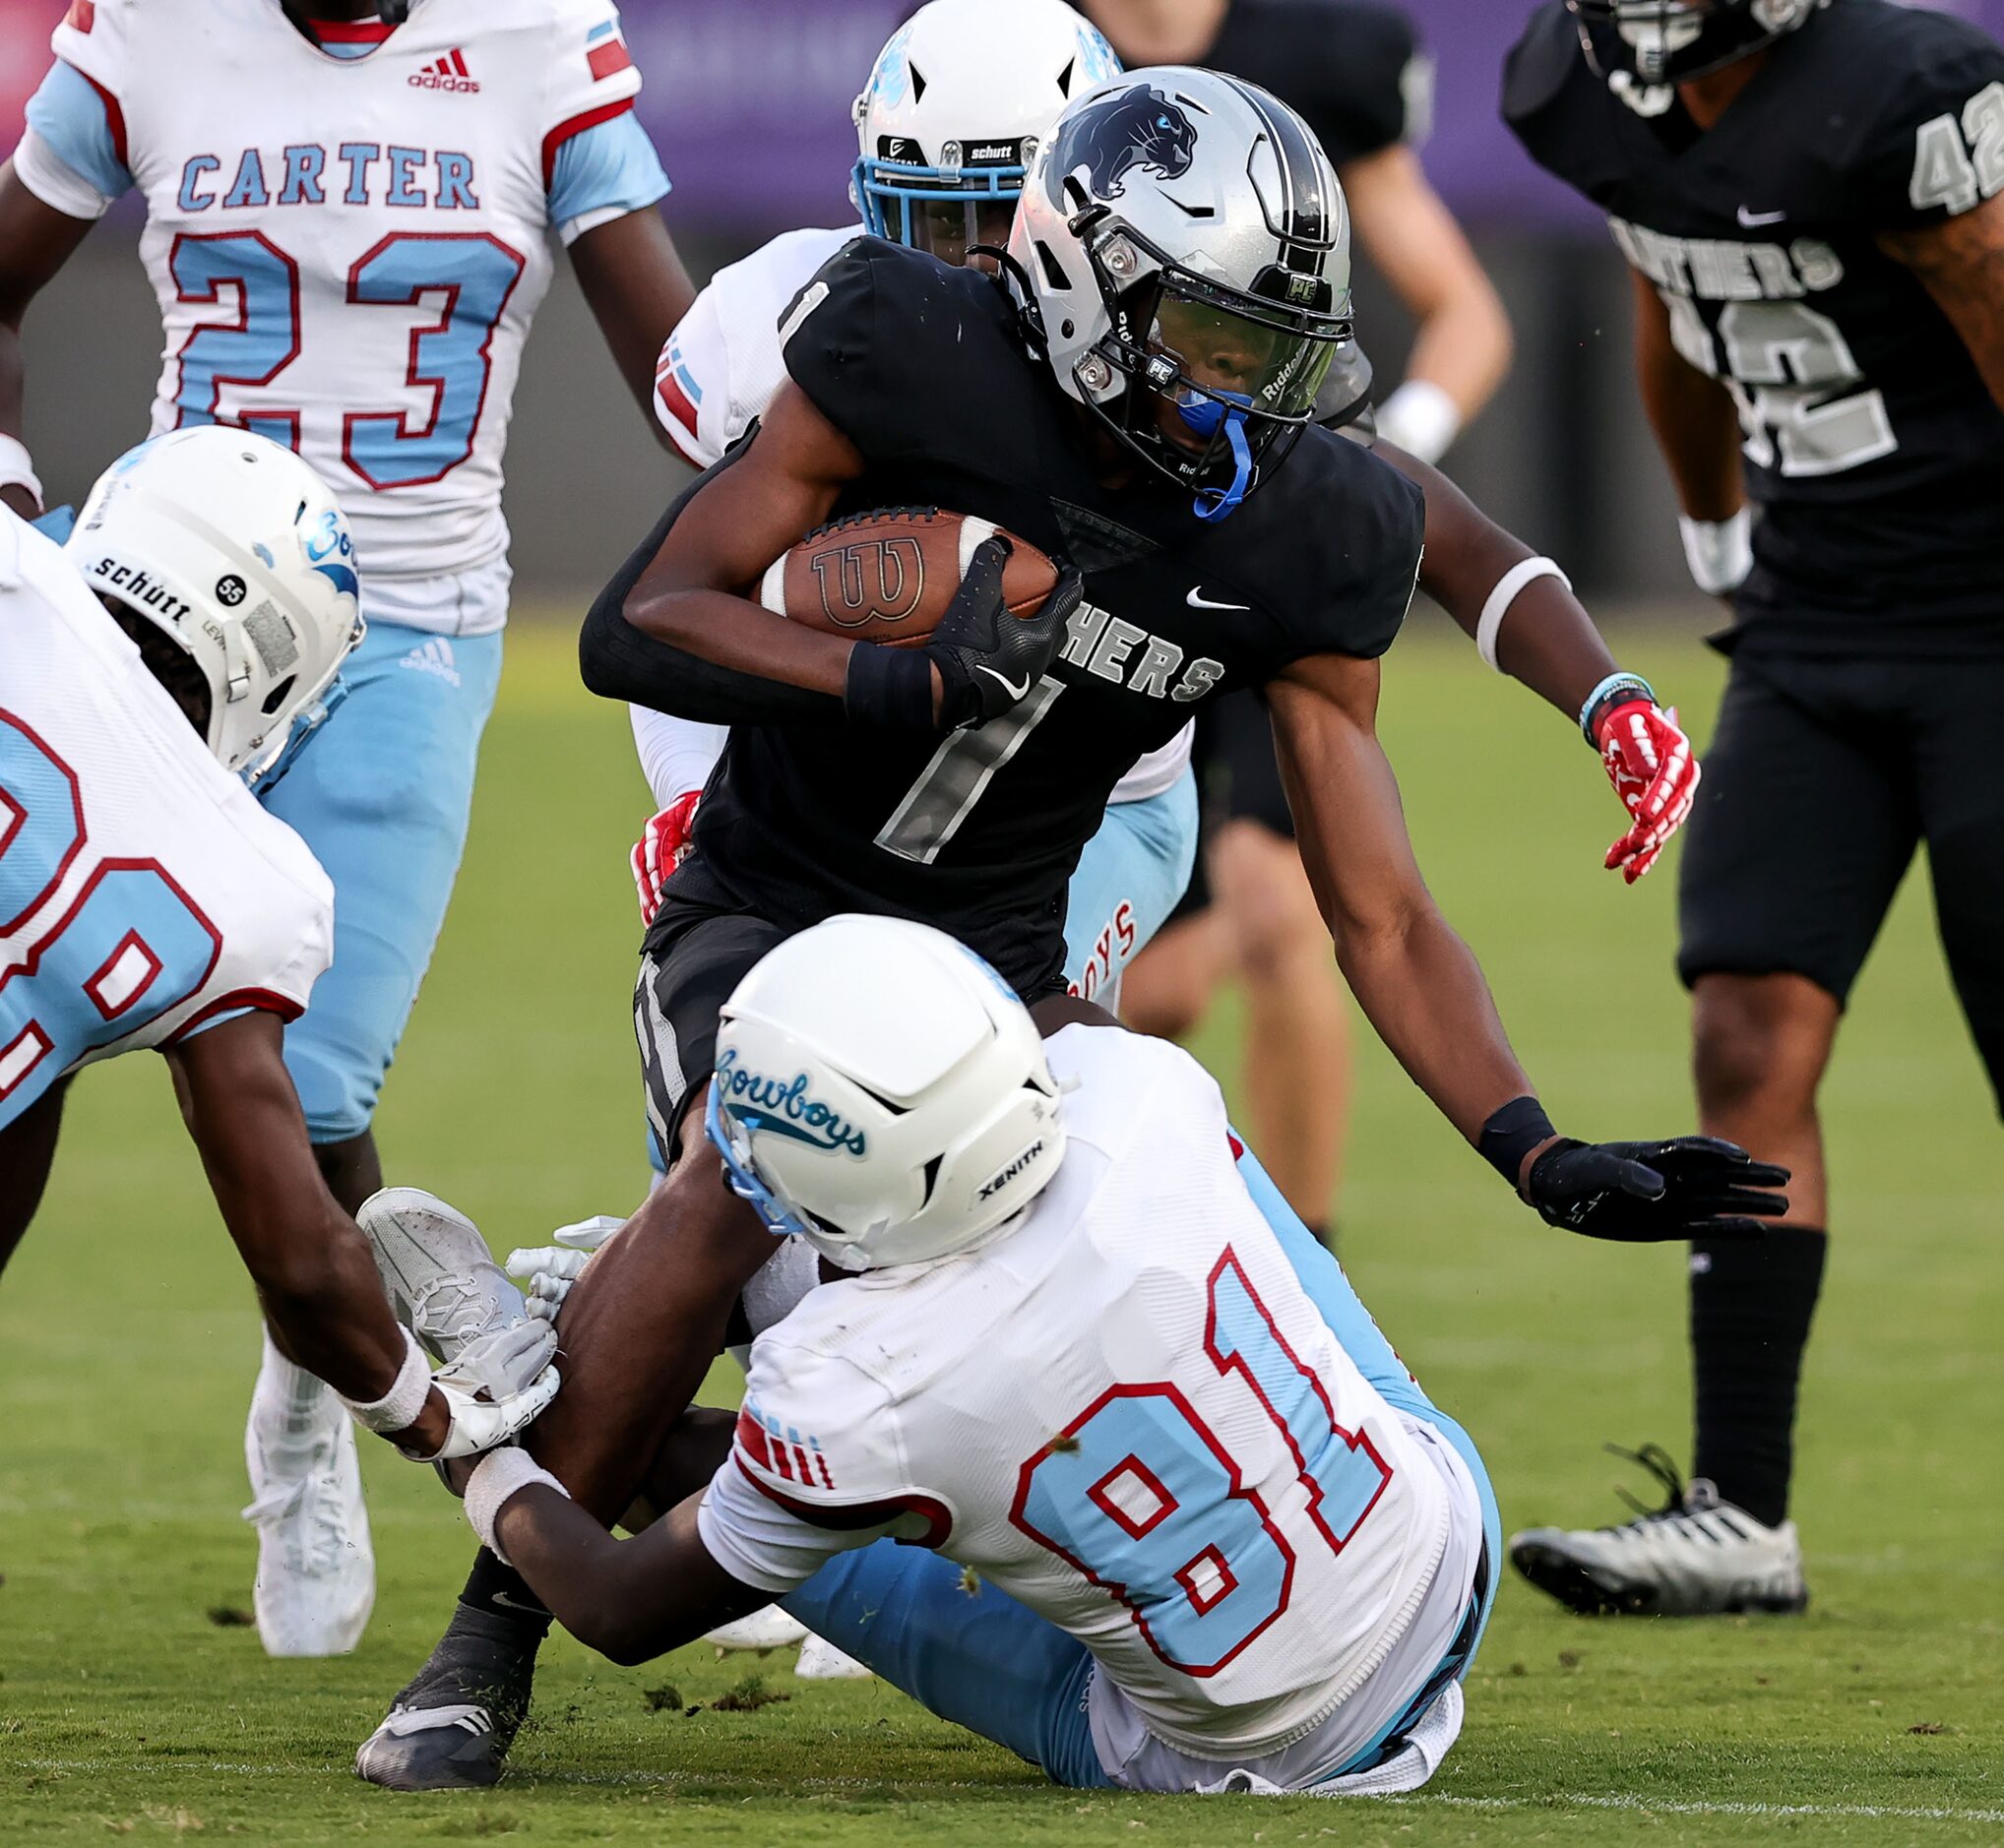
[0,0,694,1654]
[0,427,560,1489]
[629,0,1186,1017]
[441,914,1497,1796]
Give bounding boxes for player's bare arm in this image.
[569,207,698,430]
[1267,651,1534,1145]
[1343,145,1512,436]
[0,160,93,519]
[1630,269,1744,523]
[1880,191,2004,412]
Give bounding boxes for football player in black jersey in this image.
[356,69,1785,1791]
[1091,0,1515,1243]
[1504,0,2004,1618]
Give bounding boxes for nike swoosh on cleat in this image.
[1187,587,1250,610]
[975,666,1031,702]
[1736,206,1785,227]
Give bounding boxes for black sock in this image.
[1689,1225,1827,1527]
[459,1547,554,1638]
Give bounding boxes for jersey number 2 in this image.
[0,714,219,1115]
[1010,1248,1392,1676]
[168,230,528,489]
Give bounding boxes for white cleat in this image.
[795,1632,874,1681]
[706,1606,809,1652]
[1510,1445,1808,1617]
[244,1410,375,1656]
[356,1186,526,1364]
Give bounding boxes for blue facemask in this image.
[705,1080,806,1242]
[1176,391,1255,523]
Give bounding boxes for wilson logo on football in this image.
[409,48,479,92]
[810,537,926,629]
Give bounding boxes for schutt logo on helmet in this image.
[1042,85,1198,209]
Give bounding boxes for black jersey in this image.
[1132,0,1425,169]
[1505,0,2004,647]
[677,237,1423,994]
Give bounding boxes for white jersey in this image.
[699,1025,1464,1766]
[0,513,333,1127]
[635,226,1194,809]
[16,0,669,625]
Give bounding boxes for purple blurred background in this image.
[4,2,2002,234]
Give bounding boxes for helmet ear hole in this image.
[260,673,297,716]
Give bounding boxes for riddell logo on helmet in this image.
[409,49,479,92]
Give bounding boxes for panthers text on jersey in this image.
[658,237,1423,994]
[697,1023,1475,1770]
[1506,0,2004,648]
[643,225,1193,813]
[0,512,334,1129]
[14,0,670,625]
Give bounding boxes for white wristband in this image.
[1678,509,1753,596]
[1373,379,1463,465]
[466,1446,569,1566]
[0,435,44,511]
[338,1326,431,1436]
[1476,556,1572,673]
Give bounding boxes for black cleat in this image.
[354,1603,542,1791]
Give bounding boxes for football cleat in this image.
[243,1409,375,1657]
[705,1606,809,1652]
[354,1604,540,1791]
[357,1187,527,1364]
[1510,1443,1808,1617]
[795,1632,874,1681]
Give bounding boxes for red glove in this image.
[1596,698,1699,885]
[629,791,701,926]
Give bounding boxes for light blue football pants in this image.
[779,1140,1501,1789]
[261,619,503,1142]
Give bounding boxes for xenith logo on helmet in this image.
[1043,84,1197,209]
[716,1048,868,1157]
[977,1139,1046,1201]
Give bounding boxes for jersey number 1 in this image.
[168,229,528,489]
[1010,1248,1392,1677]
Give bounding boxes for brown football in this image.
[761,507,1060,649]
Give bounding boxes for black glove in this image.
[926,539,1083,730]
[1525,1136,1790,1242]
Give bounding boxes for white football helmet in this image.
[68,428,363,782]
[706,915,1067,1272]
[851,0,1122,265]
[1010,68,1352,521]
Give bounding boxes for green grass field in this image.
[3,618,1999,1845]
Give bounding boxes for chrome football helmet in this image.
[1011,67,1352,522]
[851,0,1122,266]
[1569,0,1828,87]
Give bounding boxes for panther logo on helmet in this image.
[1042,84,1197,210]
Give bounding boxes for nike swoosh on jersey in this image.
[1736,206,1786,227]
[1186,587,1251,610]
[975,665,1032,702]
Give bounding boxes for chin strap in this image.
[1177,391,1255,524]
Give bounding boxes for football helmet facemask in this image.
[1569,0,1828,88]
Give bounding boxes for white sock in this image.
[248,1328,338,1477]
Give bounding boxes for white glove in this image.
[506,1214,627,1324]
[404,1319,562,1462]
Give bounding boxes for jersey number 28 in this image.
[1011,1248,1392,1677]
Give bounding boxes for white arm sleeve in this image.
[629,704,727,811]
[696,1457,893,1597]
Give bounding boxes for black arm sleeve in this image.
[577,442,845,728]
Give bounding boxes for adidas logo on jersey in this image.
[399,638,462,686]
[409,48,478,92]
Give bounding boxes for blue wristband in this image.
[1578,671,1656,747]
